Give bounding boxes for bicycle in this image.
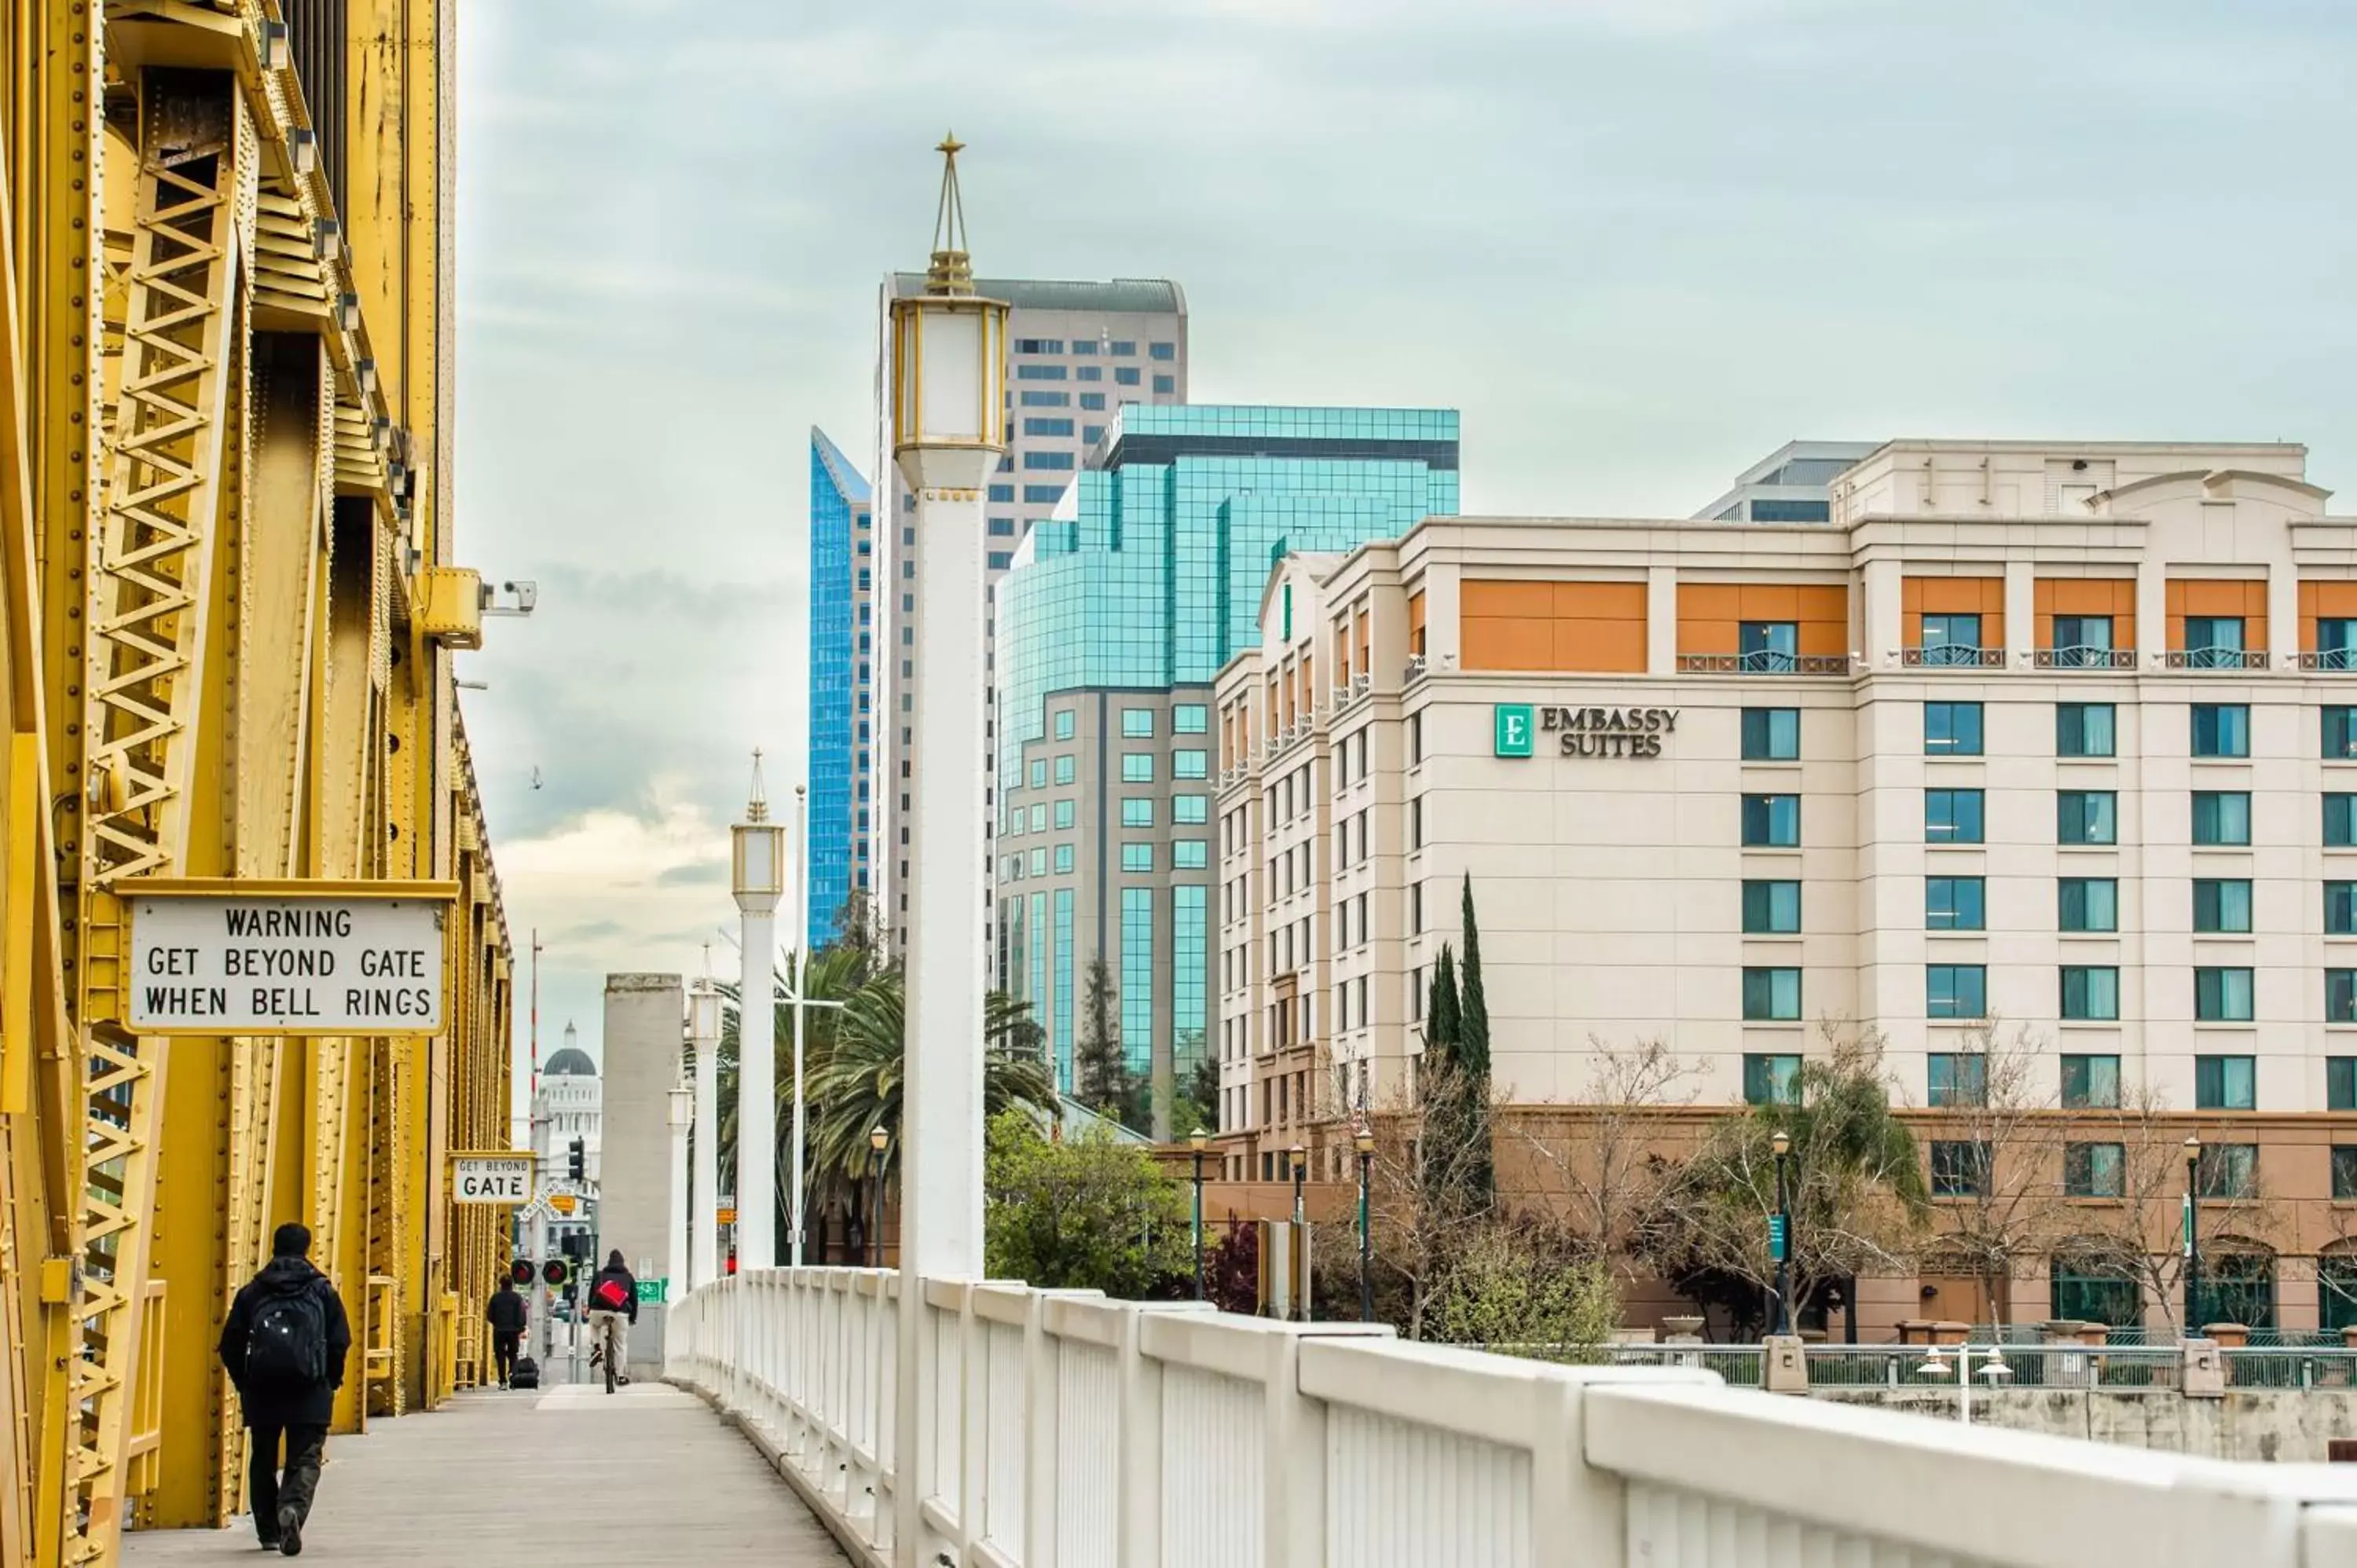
[588,1310,629,1394]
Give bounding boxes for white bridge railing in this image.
[669,1268,2357,1568]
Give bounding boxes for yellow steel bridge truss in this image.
[0,3,515,1562]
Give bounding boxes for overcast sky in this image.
[455,0,2357,1105]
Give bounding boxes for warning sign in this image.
[126,879,456,1035]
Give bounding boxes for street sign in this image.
[452,1153,532,1205]
[551,1192,577,1215]
[716,1207,737,1225]
[125,878,456,1035]
[635,1279,666,1302]
[1768,1213,1788,1262]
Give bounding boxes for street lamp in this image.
[870,1126,890,1270]
[731,754,786,1271]
[1188,1128,1208,1302]
[687,975,723,1288]
[1770,1130,1794,1338]
[2184,1133,2204,1333]
[1354,1127,1376,1324]
[1916,1338,2013,1427]
[1288,1144,1308,1324]
[665,1082,693,1306]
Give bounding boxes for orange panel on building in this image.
[2033,579,2136,654]
[1406,591,1426,656]
[1901,577,2004,650]
[2299,581,2357,652]
[1677,582,1849,658]
[1459,579,1645,672]
[2167,579,2268,653]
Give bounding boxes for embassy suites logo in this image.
[1494,703,1679,759]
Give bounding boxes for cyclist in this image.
[585,1250,638,1393]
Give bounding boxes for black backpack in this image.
[247,1284,328,1389]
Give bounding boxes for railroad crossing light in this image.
[726,1250,738,1277]
[510,1259,533,1286]
[542,1258,567,1287]
[567,1137,585,1181]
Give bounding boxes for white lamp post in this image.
[889,134,1009,1565]
[666,1081,692,1304]
[731,752,786,1272]
[688,972,722,1288]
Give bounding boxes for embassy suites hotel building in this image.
[1215,438,2357,1334]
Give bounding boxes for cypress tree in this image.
[1426,943,1460,1058]
[1457,876,1490,1078]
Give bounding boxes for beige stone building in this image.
[1215,439,2357,1334]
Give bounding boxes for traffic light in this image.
[542,1258,568,1287]
[567,1137,585,1181]
[510,1258,533,1286]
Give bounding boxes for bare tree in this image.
[1918,1019,2080,1332]
[1518,1037,1706,1267]
[1366,1053,1501,1340]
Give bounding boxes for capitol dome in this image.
[543,1046,597,1076]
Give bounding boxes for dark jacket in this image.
[219,1256,352,1429]
[588,1262,639,1323]
[486,1284,527,1335]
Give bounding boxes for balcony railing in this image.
[2036,645,2137,669]
[1403,652,1428,683]
[1901,644,2005,669]
[1678,650,1851,675]
[670,1268,2357,1568]
[2300,649,2357,671]
[2165,646,2269,670]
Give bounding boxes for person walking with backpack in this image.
[485,1277,528,1388]
[585,1250,637,1393]
[220,1222,352,1555]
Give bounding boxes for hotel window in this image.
[1028,848,1046,877]
[1925,788,1985,844]
[2332,883,2357,935]
[1742,793,1799,847]
[1175,705,1208,734]
[2331,973,2357,1025]
[1022,416,1075,437]
[1115,367,1142,387]
[1028,804,1046,833]
[1743,1053,1802,1106]
[2332,795,2357,846]
[2196,1053,2256,1109]
[2194,969,2256,1024]
[1015,364,1067,381]
[1014,338,1065,354]
[2058,877,2118,932]
[1054,844,1074,875]
[1919,614,1985,665]
[2183,615,2245,668]
[1926,965,1987,1020]
[1054,709,1076,741]
[1149,341,1176,360]
[1175,841,1208,870]
[2191,703,2249,758]
[1741,966,1802,1020]
[1737,621,1798,673]
[1122,754,1155,783]
[988,518,1016,537]
[2056,702,2116,757]
[1122,844,1154,874]
[2051,614,2115,667]
[2321,620,2357,670]
[1023,485,1066,504]
[1122,799,1153,829]
[2331,1057,2357,1109]
[1122,709,1157,738]
[2065,1142,2125,1199]
[1076,365,1104,383]
[1054,757,1076,786]
[2328,709,2357,760]
[1926,875,1985,930]
[1410,797,1425,850]
[1931,1141,1992,1198]
[987,484,1015,503]
[2062,1053,2121,1109]
[2060,965,2121,1021]
[1173,794,1208,824]
[1018,390,1069,408]
[2192,878,2253,933]
[1053,800,1075,830]
[1153,375,1175,394]
[2196,1143,2256,1198]
[1030,760,1047,789]
[1927,1051,1989,1106]
[1924,700,1983,756]
[2193,790,2252,845]
[1110,340,1137,356]
[2058,790,2117,845]
[1175,749,1208,779]
[1080,392,1106,411]
[1740,880,1802,934]
[1740,708,1800,760]
[2337,1148,2357,1201]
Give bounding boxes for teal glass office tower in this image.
[993,405,1458,1119]
[808,427,874,951]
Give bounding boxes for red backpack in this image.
[592,1276,630,1311]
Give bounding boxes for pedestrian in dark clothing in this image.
[220,1222,352,1557]
[486,1278,528,1387]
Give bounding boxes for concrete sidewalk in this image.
[123,1383,845,1563]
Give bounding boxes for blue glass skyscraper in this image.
[992,405,1458,1126]
[808,427,874,951]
